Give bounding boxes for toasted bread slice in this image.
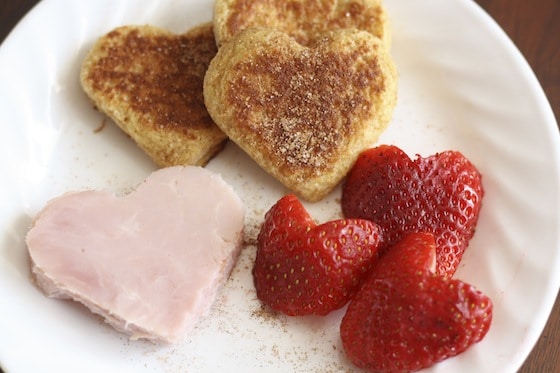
[204,27,398,202]
[80,23,226,167]
[213,0,390,48]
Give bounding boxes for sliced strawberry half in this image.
[342,145,484,277]
[253,194,382,316]
[340,232,493,372]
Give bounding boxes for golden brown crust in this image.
[213,0,390,48]
[80,23,226,167]
[204,27,397,202]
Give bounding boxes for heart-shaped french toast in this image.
[26,166,245,343]
[80,23,226,167]
[204,27,398,202]
[213,0,390,47]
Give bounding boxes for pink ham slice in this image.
[26,166,245,343]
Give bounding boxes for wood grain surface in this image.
[473,2,560,372]
[1,0,559,372]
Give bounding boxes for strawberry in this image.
[340,232,493,372]
[342,145,483,277]
[253,194,382,316]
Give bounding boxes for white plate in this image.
[1,0,559,372]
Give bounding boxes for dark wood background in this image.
[1,0,559,372]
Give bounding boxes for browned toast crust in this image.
[204,27,398,201]
[214,0,390,47]
[81,23,226,167]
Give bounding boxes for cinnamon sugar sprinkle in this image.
[228,43,384,177]
[85,27,217,136]
[226,0,385,46]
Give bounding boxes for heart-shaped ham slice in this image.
[26,166,244,343]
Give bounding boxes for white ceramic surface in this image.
[0,0,559,372]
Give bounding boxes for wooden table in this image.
[1,0,559,372]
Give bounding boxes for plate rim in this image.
[1,0,559,371]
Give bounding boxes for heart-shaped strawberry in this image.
[204,27,398,202]
[213,0,390,47]
[342,145,483,277]
[26,166,244,343]
[253,194,382,316]
[81,23,226,167]
[340,232,493,372]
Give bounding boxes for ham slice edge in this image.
[26,166,245,343]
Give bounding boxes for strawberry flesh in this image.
[342,145,483,277]
[340,232,493,372]
[253,194,382,316]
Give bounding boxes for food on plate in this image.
[26,166,245,343]
[340,232,493,372]
[213,0,390,48]
[253,194,382,316]
[80,23,226,167]
[252,143,490,371]
[204,27,398,202]
[342,145,484,277]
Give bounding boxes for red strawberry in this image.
[253,194,382,316]
[342,145,483,277]
[340,232,493,372]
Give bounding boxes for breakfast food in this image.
[253,144,490,371]
[34,0,489,368]
[340,232,493,372]
[253,194,381,316]
[213,0,390,47]
[204,27,398,202]
[80,23,226,167]
[342,145,484,277]
[26,166,245,343]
